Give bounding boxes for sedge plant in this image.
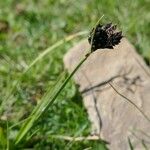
[14,17,108,144]
[14,17,150,146]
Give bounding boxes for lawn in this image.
[0,0,150,149]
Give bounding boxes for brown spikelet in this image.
[88,23,123,51]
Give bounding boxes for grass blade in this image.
[128,137,134,150]
[15,54,88,145]
[23,31,88,74]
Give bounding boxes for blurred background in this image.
[0,0,150,149]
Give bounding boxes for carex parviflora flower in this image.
[88,23,123,52]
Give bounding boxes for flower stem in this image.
[15,52,90,145]
[48,53,90,105]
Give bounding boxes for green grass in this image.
[0,0,150,149]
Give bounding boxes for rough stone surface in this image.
[64,38,150,150]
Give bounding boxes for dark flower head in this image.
[88,23,123,52]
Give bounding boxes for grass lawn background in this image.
[0,0,150,149]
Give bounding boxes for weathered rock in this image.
[64,38,150,150]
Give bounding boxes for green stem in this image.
[15,53,90,145]
[48,53,90,106]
